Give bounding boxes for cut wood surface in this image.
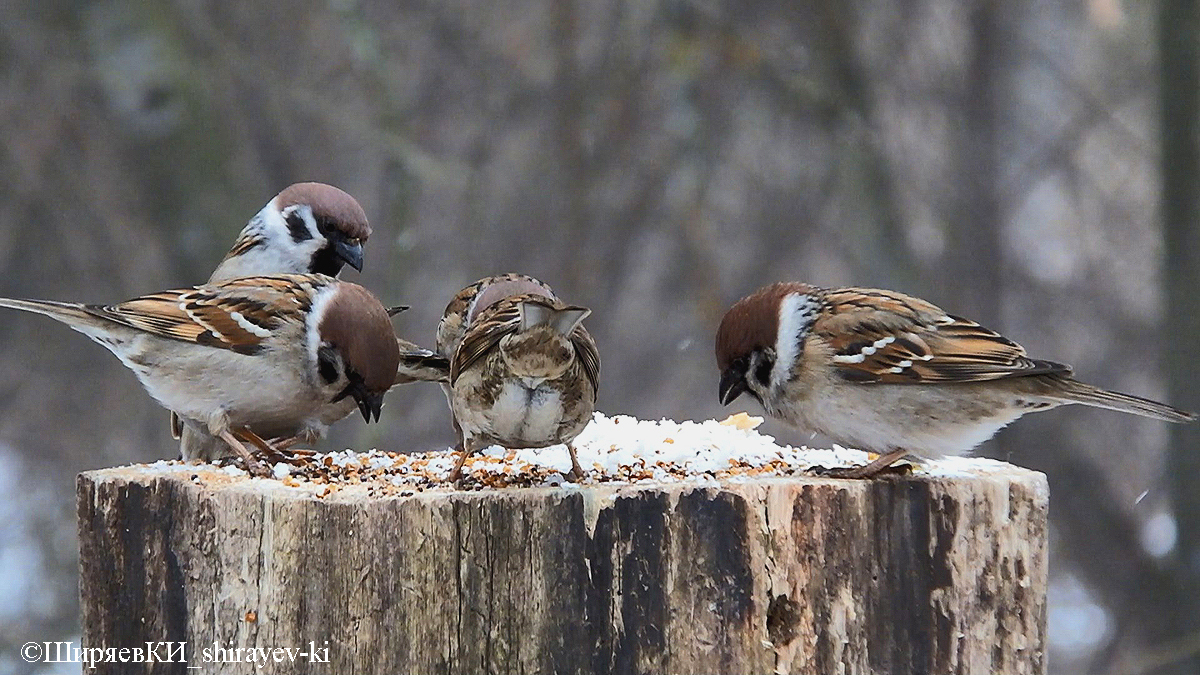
[78,460,1048,674]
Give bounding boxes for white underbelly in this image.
[773,381,1036,457]
[459,379,568,447]
[113,336,320,432]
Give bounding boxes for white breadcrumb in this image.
[125,412,1022,493]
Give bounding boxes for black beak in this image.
[334,238,365,272]
[719,367,749,406]
[386,305,410,317]
[356,391,385,423]
[334,377,384,422]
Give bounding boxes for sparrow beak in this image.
[334,238,365,272]
[355,391,385,423]
[334,378,384,422]
[719,367,749,406]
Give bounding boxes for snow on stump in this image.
[77,413,1048,674]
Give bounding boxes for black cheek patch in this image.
[286,212,313,243]
[309,245,344,276]
[317,345,340,384]
[754,356,773,387]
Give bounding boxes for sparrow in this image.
[433,273,558,443]
[716,282,1197,478]
[209,183,447,383]
[169,183,448,453]
[209,182,371,282]
[439,275,600,481]
[0,274,400,475]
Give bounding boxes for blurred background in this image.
[1,0,1198,673]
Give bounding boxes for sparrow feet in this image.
[809,448,913,479]
[218,429,271,477]
[260,434,318,464]
[447,443,471,484]
[566,443,585,482]
[809,463,914,479]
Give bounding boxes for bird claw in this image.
[808,462,914,479]
[243,455,272,477]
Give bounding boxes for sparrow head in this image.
[469,276,557,323]
[716,282,821,406]
[216,183,371,282]
[275,182,370,275]
[314,281,400,423]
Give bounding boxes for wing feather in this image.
[85,274,324,354]
[451,303,522,383]
[449,292,599,393]
[572,326,601,395]
[817,288,1071,383]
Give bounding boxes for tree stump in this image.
[77,461,1047,674]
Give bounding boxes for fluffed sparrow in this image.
[0,274,400,474]
[439,275,600,481]
[716,282,1196,478]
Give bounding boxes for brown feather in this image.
[87,274,333,353]
[221,232,263,261]
[572,325,601,395]
[816,288,1071,384]
[451,291,599,395]
[318,282,400,394]
[437,273,556,358]
[452,300,523,383]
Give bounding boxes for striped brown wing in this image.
[450,301,521,383]
[437,274,556,358]
[89,274,323,355]
[817,288,1070,383]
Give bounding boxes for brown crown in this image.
[276,183,371,240]
[715,282,813,371]
[468,275,556,323]
[318,282,399,393]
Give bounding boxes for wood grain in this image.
[78,465,1048,674]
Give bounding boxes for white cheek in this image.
[266,205,326,265]
[770,293,819,390]
[306,286,338,371]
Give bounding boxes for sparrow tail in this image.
[518,302,591,335]
[0,298,95,326]
[392,337,451,385]
[1048,377,1196,423]
[394,351,451,384]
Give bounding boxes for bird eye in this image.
[345,237,360,246]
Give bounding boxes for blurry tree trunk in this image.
[946,0,1003,325]
[814,3,923,293]
[1161,0,1200,672]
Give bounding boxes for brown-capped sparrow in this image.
[169,183,447,454]
[0,274,400,475]
[716,282,1196,478]
[209,182,371,282]
[438,274,600,481]
[207,182,446,382]
[433,273,558,442]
